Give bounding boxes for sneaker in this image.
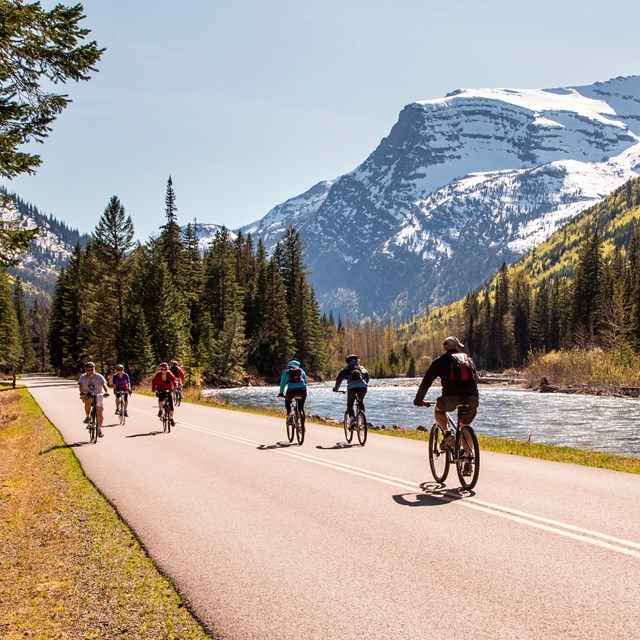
[441,430,454,449]
[158,410,162,418]
[462,461,472,476]
[115,408,119,415]
[170,418,175,427]
[83,416,90,424]
[98,430,104,438]
[124,410,128,417]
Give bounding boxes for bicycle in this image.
[282,394,305,445]
[84,393,100,444]
[160,394,172,433]
[172,385,182,407]
[115,390,127,425]
[335,390,367,446]
[423,401,480,490]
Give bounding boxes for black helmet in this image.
[84,361,95,369]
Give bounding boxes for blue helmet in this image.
[287,360,300,368]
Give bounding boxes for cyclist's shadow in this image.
[316,442,358,450]
[393,485,471,507]
[257,442,298,450]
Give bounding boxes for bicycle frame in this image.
[424,401,480,490]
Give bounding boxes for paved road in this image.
[25,375,640,639]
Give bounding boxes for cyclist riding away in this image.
[412,336,479,447]
[78,361,109,437]
[278,359,308,429]
[112,364,131,417]
[169,360,185,391]
[333,354,369,425]
[152,362,177,427]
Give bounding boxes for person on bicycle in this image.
[412,336,479,446]
[78,361,109,437]
[152,362,177,426]
[278,359,307,428]
[333,354,369,425]
[112,364,131,417]
[169,360,185,391]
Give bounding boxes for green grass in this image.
[0,388,212,640]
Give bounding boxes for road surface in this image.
[24,375,640,639]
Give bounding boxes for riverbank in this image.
[0,387,212,639]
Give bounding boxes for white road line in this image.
[144,413,640,559]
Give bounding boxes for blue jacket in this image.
[279,360,307,394]
[333,359,369,391]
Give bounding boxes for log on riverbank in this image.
[537,377,640,397]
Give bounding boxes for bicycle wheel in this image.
[119,397,126,425]
[89,409,98,444]
[456,426,480,490]
[428,424,449,483]
[175,389,182,407]
[163,404,170,433]
[286,413,295,442]
[356,411,367,446]
[295,409,305,445]
[343,412,354,443]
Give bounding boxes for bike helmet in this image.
[171,360,178,366]
[287,360,300,368]
[84,361,95,369]
[345,353,359,363]
[116,364,124,370]
[159,361,168,369]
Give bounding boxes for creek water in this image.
[205,378,640,457]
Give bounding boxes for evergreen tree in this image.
[12,276,36,371]
[0,269,21,371]
[29,296,50,372]
[0,1,103,178]
[159,176,185,289]
[92,195,135,362]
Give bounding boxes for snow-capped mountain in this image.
[1,191,90,297]
[238,75,640,319]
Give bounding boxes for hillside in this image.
[0,188,90,300]
[398,176,640,365]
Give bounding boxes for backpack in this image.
[447,353,477,382]
[349,365,364,382]
[288,366,303,384]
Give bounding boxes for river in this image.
[204,379,640,457]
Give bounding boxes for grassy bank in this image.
[0,388,212,640]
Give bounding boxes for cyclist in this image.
[169,360,185,396]
[152,362,177,426]
[111,364,131,417]
[412,336,479,448]
[333,354,369,426]
[277,359,308,429]
[78,361,109,437]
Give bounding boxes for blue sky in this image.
[5,0,640,241]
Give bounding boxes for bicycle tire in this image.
[176,389,182,407]
[343,412,354,443]
[119,397,126,425]
[89,408,98,444]
[356,411,367,446]
[286,413,295,442]
[295,408,305,445]
[428,424,449,483]
[163,403,170,433]
[456,426,480,490]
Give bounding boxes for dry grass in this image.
[0,388,212,640]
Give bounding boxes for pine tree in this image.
[0,269,21,371]
[29,296,50,372]
[92,195,135,362]
[12,276,36,371]
[159,176,186,289]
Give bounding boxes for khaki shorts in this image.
[435,395,479,424]
[82,393,104,408]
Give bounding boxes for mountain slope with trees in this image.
[398,176,640,387]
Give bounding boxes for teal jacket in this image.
[279,360,307,394]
